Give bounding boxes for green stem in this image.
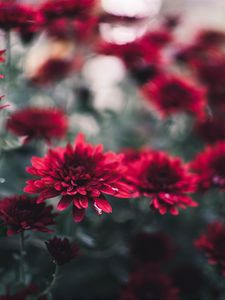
[37,264,59,299]
[5,31,11,71]
[19,231,26,284]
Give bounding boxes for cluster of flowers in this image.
[0,0,225,297]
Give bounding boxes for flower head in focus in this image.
[0,195,57,236]
[190,142,225,191]
[45,236,79,265]
[195,222,225,276]
[6,107,68,144]
[125,150,197,215]
[24,133,133,222]
[143,74,207,118]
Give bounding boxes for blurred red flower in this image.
[195,222,225,276]
[195,116,225,144]
[39,0,96,22]
[0,195,57,236]
[30,58,73,86]
[119,268,179,300]
[143,74,207,118]
[196,29,225,48]
[45,236,79,265]
[6,107,68,143]
[191,142,225,191]
[98,40,160,70]
[194,56,225,110]
[130,231,175,265]
[140,30,173,49]
[125,150,197,215]
[0,1,42,33]
[45,16,97,42]
[24,133,133,222]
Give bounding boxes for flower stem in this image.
[5,31,11,71]
[19,231,26,284]
[37,264,59,299]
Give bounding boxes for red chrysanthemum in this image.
[195,221,225,276]
[119,268,179,300]
[195,116,225,144]
[0,195,57,236]
[39,0,96,22]
[190,142,225,191]
[45,236,79,265]
[143,74,207,118]
[0,1,41,32]
[6,107,68,143]
[125,150,197,215]
[130,231,175,265]
[24,134,133,222]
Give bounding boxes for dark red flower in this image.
[195,116,225,144]
[39,0,96,22]
[6,107,68,143]
[0,195,57,236]
[0,2,41,32]
[119,268,179,300]
[45,16,98,42]
[130,231,175,265]
[45,236,79,265]
[24,133,133,222]
[195,222,225,276]
[98,40,160,71]
[125,150,197,215]
[30,58,73,86]
[140,30,173,49]
[194,56,225,109]
[175,44,211,66]
[190,142,225,191]
[196,29,225,48]
[143,74,207,118]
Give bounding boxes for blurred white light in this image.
[101,0,162,18]
[100,23,148,44]
[82,55,126,87]
[93,87,124,112]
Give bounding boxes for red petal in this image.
[169,206,179,215]
[57,196,71,211]
[94,198,112,213]
[73,207,85,222]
